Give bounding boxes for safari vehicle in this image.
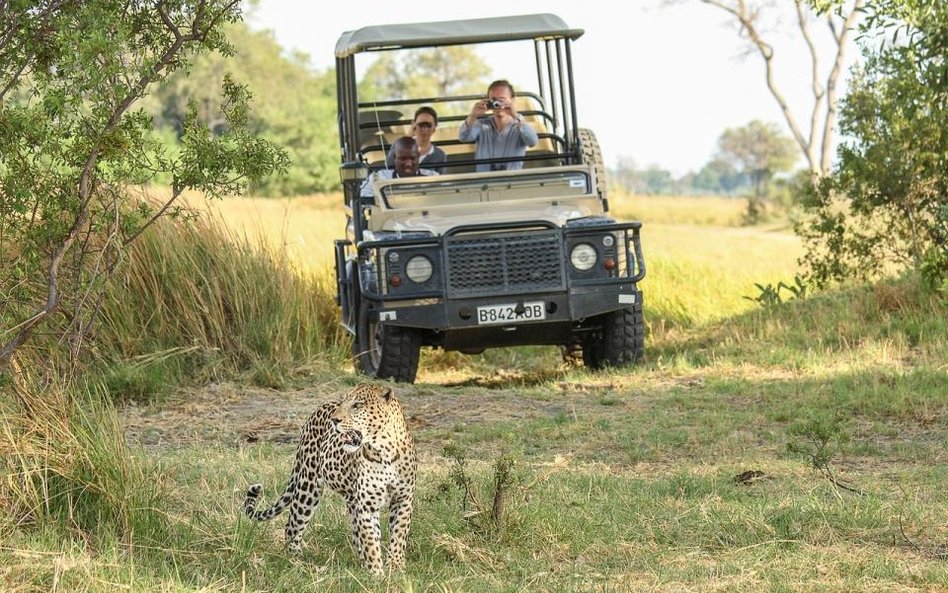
[333,13,646,383]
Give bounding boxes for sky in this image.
[245,0,855,175]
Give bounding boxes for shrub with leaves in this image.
[796,0,947,290]
[0,1,289,377]
[443,444,523,535]
[787,412,861,498]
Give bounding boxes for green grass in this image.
[1,194,946,592]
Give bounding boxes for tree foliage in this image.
[610,156,751,197]
[717,120,798,221]
[359,46,491,110]
[610,158,683,196]
[694,158,746,194]
[0,1,288,375]
[146,22,338,195]
[796,0,947,289]
[695,0,864,178]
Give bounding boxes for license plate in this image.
[476,301,546,325]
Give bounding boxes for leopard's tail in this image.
[243,461,300,521]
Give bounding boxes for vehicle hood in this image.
[370,197,605,236]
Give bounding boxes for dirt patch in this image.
[120,376,626,455]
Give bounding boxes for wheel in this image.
[582,299,645,370]
[353,299,421,383]
[577,128,607,200]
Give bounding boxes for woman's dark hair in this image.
[413,106,438,126]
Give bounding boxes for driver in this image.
[361,136,438,198]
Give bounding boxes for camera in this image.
[486,98,503,110]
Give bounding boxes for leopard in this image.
[243,383,416,575]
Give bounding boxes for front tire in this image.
[353,300,421,383]
[582,299,645,370]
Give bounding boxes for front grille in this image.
[446,230,564,297]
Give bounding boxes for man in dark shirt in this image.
[361,137,438,198]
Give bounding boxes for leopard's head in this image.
[330,384,402,453]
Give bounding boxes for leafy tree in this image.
[0,1,288,375]
[717,120,798,222]
[146,22,338,195]
[360,46,491,110]
[693,158,746,194]
[609,158,680,195]
[693,0,864,179]
[359,54,402,102]
[797,0,947,289]
[641,166,678,196]
[412,47,493,98]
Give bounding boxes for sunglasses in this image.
[415,121,435,129]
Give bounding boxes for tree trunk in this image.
[697,0,864,180]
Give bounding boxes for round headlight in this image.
[405,255,433,283]
[570,243,597,271]
[602,235,615,247]
[387,250,399,263]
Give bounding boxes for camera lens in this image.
[488,99,502,109]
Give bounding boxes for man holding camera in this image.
[459,79,539,172]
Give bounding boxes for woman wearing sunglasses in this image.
[386,106,447,173]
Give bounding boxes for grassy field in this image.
[1,192,945,592]
[181,191,802,329]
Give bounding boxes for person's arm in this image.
[460,99,488,142]
[504,100,538,147]
[458,119,480,142]
[516,117,539,147]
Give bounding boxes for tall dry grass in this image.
[177,190,341,274]
[2,194,351,558]
[0,372,167,546]
[96,201,349,386]
[178,191,806,351]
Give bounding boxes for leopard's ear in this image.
[382,387,394,402]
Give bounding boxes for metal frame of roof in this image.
[334,13,584,58]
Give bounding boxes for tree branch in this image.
[796,0,823,169]
[122,186,187,246]
[0,2,241,374]
[821,0,864,174]
[700,0,819,175]
[0,0,77,100]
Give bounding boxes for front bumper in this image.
[341,219,645,336]
[369,285,641,349]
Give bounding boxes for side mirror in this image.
[340,160,368,204]
[339,160,368,184]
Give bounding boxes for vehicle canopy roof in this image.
[334,13,584,58]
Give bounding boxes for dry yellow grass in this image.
[172,190,803,329]
[177,191,342,273]
[609,191,752,227]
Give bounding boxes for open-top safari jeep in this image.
[333,14,646,383]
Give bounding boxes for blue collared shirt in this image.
[458,116,539,172]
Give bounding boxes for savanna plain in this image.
[1,192,946,593]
